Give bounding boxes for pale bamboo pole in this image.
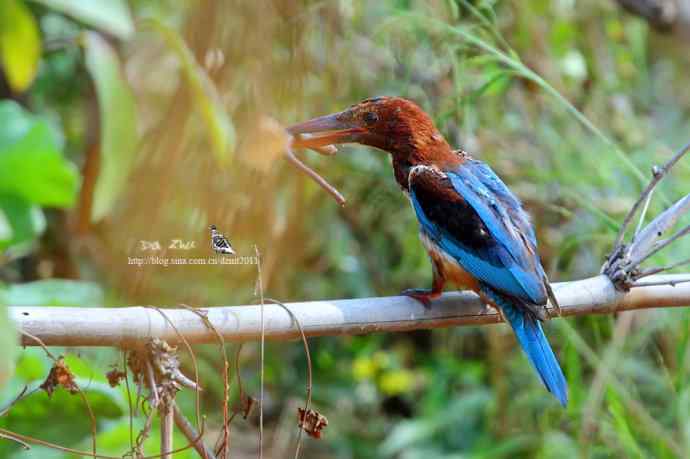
[8,274,690,348]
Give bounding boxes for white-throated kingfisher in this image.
[288,97,567,406]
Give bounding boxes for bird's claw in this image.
[401,288,437,309]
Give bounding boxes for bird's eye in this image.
[363,111,378,126]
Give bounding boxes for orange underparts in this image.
[420,233,481,295]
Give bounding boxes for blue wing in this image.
[408,161,547,305]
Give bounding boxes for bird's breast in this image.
[419,232,479,291]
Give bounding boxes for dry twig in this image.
[265,298,320,457]
[0,386,39,417]
[148,308,203,427]
[128,338,207,459]
[180,304,231,457]
[255,245,266,459]
[173,403,216,459]
[610,141,690,250]
[122,352,135,452]
[603,141,690,289]
[214,343,255,458]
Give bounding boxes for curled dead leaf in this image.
[106,369,126,387]
[233,393,256,420]
[298,408,328,439]
[40,357,78,397]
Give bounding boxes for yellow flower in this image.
[379,369,415,396]
[353,356,376,381]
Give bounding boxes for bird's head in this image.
[289,97,452,162]
[209,225,217,231]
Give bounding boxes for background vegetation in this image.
[1,0,690,457]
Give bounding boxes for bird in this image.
[288,96,567,406]
[209,224,235,255]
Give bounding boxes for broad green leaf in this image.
[0,280,104,306]
[0,100,37,146]
[0,195,46,252]
[0,381,123,457]
[83,32,138,222]
[1,352,128,457]
[0,0,41,92]
[0,101,79,207]
[70,417,197,459]
[144,18,235,165]
[14,350,46,381]
[30,0,134,40]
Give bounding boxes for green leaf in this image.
[83,32,138,222]
[30,0,134,40]
[144,18,235,165]
[0,0,41,93]
[70,417,197,459]
[0,195,46,252]
[0,381,123,457]
[0,280,104,306]
[0,101,79,207]
[14,350,47,381]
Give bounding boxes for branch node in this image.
[604,141,690,290]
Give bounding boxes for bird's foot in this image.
[551,302,562,318]
[401,288,439,309]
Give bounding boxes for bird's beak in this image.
[288,112,365,149]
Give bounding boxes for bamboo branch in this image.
[173,403,216,459]
[160,401,173,459]
[8,274,690,348]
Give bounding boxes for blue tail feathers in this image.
[482,286,568,406]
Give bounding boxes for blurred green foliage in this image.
[82,31,138,222]
[0,0,689,458]
[143,17,236,165]
[0,101,77,250]
[0,279,102,306]
[0,0,41,93]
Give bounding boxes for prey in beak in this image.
[284,98,389,205]
[284,111,359,206]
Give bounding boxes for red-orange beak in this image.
[288,112,365,149]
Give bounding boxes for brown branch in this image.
[145,358,160,408]
[173,403,216,459]
[160,400,174,459]
[0,431,30,450]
